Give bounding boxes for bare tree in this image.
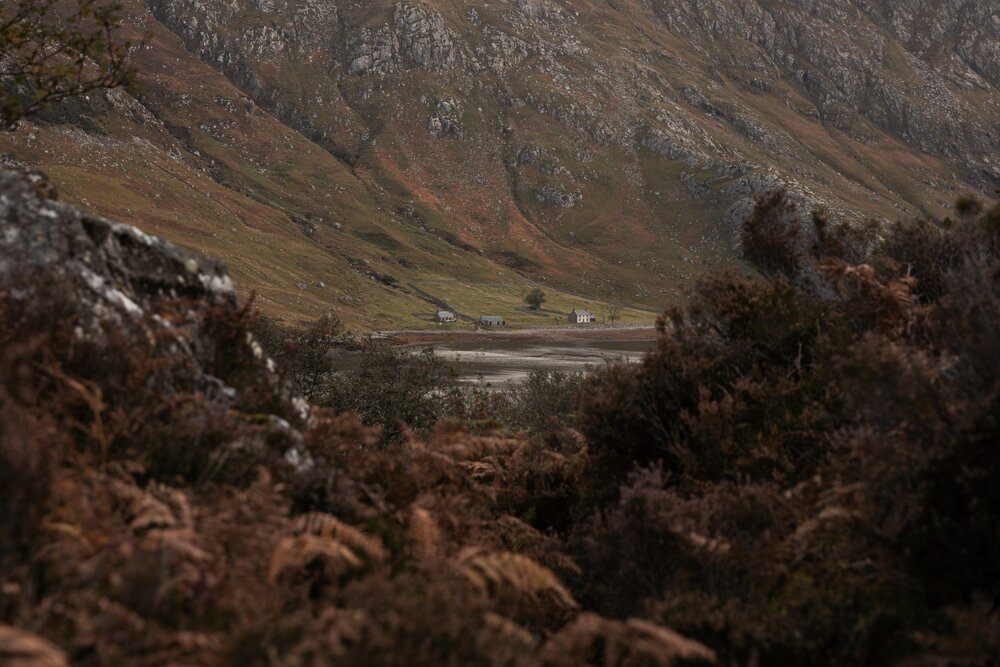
[1,0,135,130]
[608,303,622,324]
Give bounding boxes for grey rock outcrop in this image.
[0,169,305,424]
[393,3,463,71]
[77,0,1000,307]
[0,170,236,323]
[428,98,464,138]
[519,146,571,176]
[142,0,1000,203]
[650,0,1000,186]
[536,185,582,208]
[348,27,400,75]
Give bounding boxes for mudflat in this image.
[381,327,658,385]
[378,324,659,347]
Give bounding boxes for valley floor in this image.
[366,326,659,386]
[375,324,658,346]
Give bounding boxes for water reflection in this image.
[421,339,656,385]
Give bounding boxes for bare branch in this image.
[1,0,136,129]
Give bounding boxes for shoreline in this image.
[373,323,660,346]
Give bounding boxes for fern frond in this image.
[484,612,536,650]
[291,512,388,563]
[108,478,176,533]
[459,549,578,612]
[460,459,501,483]
[148,528,211,563]
[407,506,441,561]
[268,534,363,584]
[150,482,195,529]
[436,434,523,461]
[624,618,718,664]
[0,625,68,667]
[683,530,731,555]
[540,613,716,666]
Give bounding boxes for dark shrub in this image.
[323,343,453,444]
[572,191,1000,663]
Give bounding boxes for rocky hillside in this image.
[1,0,997,327]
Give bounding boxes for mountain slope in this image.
[1,0,997,328]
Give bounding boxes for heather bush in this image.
[574,191,1000,664]
[0,345,61,575]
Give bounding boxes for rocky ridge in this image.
[139,0,1000,239]
[144,0,999,180]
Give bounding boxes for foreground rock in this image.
[0,169,235,331]
[0,168,306,469]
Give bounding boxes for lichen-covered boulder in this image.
[0,169,236,327]
[0,169,307,459]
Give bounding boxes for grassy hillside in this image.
[3,0,995,329]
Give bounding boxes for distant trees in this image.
[254,312,347,403]
[525,287,546,310]
[323,343,453,444]
[255,314,455,444]
[485,369,585,433]
[1,0,135,129]
[256,311,588,442]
